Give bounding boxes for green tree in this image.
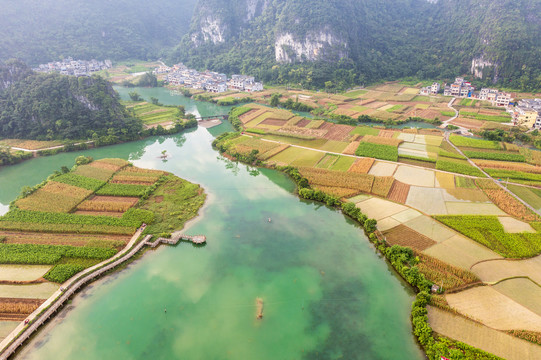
[128,91,143,101]
[270,93,280,107]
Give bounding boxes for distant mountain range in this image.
[1,0,539,91]
[171,0,541,91]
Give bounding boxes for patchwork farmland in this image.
[216,100,541,356]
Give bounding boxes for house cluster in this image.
[509,98,541,129]
[34,57,112,77]
[157,63,263,93]
[420,78,513,107]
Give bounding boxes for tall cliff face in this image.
[173,0,541,90]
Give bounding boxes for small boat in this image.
[268,218,272,223]
[256,298,264,319]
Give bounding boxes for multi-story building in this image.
[420,82,440,96]
[34,57,112,77]
[510,98,541,129]
[443,78,474,98]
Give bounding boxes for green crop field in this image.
[344,89,368,98]
[126,102,180,125]
[350,126,380,136]
[434,215,541,258]
[463,151,525,162]
[449,135,501,150]
[356,142,398,161]
[436,158,485,177]
[329,156,356,171]
[508,184,541,211]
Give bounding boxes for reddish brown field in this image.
[451,117,485,130]
[89,161,123,172]
[296,118,311,128]
[342,141,361,155]
[378,130,396,138]
[383,224,436,251]
[260,118,288,126]
[239,109,264,124]
[320,123,355,141]
[0,298,45,321]
[0,231,131,247]
[348,158,375,173]
[386,180,410,204]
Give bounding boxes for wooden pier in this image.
[145,233,206,248]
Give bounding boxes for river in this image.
[0,88,424,359]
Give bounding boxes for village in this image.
[33,57,112,77]
[421,77,541,129]
[154,63,264,93]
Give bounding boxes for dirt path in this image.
[443,132,541,217]
[7,140,94,153]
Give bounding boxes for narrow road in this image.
[440,97,471,134]
[4,140,94,153]
[443,133,541,217]
[0,230,148,359]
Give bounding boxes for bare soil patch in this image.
[260,118,288,127]
[296,118,311,128]
[383,224,436,250]
[387,180,410,204]
[321,123,355,141]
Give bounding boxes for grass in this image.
[343,89,368,98]
[455,176,477,188]
[351,105,369,112]
[350,126,380,136]
[414,104,430,109]
[440,111,456,117]
[434,215,541,258]
[355,142,398,162]
[290,151,325,167]
[508,184,541,211]
[140,175,206,234]
[315,154,339,169]
[329,156,356,171]
[386,105,404,112]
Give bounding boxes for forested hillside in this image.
[0,61,142,140]
[0,0,197,65]
[171,0,541,91]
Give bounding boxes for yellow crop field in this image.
[299,167,374,193]
[112,174,159,184]
[15,182,92,213]
[362,135,403,147]
[474,159,541,174]
[348,158,375,173]
[74,165,115,181]
[482,189,539,221]
[313,185,359,199]
[371,176,394,197]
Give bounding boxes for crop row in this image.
[485,168,541,182]
[1,208,153,228]
[371,176,394,197]
[77,200,133,213]
[74,165,115,181]
[44,264,87,283]
[474,159,541,174]
[355,142,398,162]
[435,159,484,177]
[54,173,106,191]
[434,215,541,258]
[111,174,158,184]
[96,183,149,197]
[463,151,525,162]
[0,221,135,235]
[298,167,374,193]
[15,183,92,213]
[449,135,501,150]
[0,243,117,265]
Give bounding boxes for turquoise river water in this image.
[0,88,424,359]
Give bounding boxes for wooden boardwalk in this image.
[0,232,206,359]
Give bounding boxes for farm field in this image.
[123,101,184,127]
[428,306,541,360]
[423,234,501,269]
[0,265,51,281]
[0,283,59,299]
[493,278,541,316]
[445,286,541,332]
[471,255,541,284]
